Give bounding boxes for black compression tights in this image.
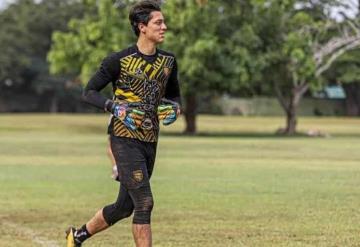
[103,183,153,225]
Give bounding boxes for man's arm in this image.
[82,53,120,112]
[83,54,145,130]
[163,58,181,106]
[158,58,181,126]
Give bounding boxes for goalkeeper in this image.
[66,1,181,246]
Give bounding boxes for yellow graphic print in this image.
[114,88,141,102]
[112,53,175,142]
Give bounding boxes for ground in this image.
[0,114,360,246]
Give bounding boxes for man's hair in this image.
[129,0,162,37]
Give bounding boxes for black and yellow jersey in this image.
[83,45,181,142]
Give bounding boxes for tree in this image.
[162,0,259,133]
[324,49,360,116]
[0,0,85,90]
[252,0,360,134]
[323,0,360,116]
[48,0,133,83]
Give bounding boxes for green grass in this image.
[1,114,360,246]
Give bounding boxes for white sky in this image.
[0,0,11,9]
[329,0,359,20]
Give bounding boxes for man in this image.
[66,1,181,246]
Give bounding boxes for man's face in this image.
[139,11,167,44]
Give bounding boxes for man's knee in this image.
[132,196,154,224]
[103,204,134,226]
[117,207,134,220]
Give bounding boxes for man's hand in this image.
[111,165,119,180]
[157,99,180,126]
[112,102,145,130]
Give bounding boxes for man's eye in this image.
[154,20,164,25]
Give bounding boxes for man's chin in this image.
[157,38,165,44]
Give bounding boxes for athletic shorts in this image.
[110,135,157,189]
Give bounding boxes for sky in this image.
[0,0,9,9]
[329,0,358,20]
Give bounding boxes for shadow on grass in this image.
[160,131,309,139]
[161,131,360,139]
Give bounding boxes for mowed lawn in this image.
[0,114,360,247]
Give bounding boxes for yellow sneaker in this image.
[65,227,81,247]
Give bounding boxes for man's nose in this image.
[161,23,167,30]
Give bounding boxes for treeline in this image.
[1,0,360,134]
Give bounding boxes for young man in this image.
[66,1,181,246]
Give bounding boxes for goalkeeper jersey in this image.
[83,45,181,142]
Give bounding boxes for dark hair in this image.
[129,0,161,37]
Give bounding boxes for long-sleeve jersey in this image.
[83,45,181,142]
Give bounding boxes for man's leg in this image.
[115,166,154,247]
[86,209,109,234]
[66,209,108,247]
[127,184,154,247]
[110,136,155,247]
[131,141,157,247]
[132,224,152,247]
[66,185,134,246]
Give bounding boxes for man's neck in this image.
[136,37,157,56]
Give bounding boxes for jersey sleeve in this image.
[164,58,181,105]
[82,53,120,111]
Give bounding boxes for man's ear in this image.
[138,23,146,34]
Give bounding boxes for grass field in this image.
[1,114,360,246]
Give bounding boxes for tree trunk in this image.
[49,92,58,113]
[274,81,309,135]
[184,93,197,134]
[285,101,297,134]
[343,83,360,116]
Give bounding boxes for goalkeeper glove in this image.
[157,99,180,126]
[112,102,145,130]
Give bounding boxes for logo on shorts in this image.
[132,170,143,182]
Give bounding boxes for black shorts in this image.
[110,135,157,189]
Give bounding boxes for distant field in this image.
[0,114,360,246]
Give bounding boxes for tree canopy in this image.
[0,0,85,90]
[48,0,134,83]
